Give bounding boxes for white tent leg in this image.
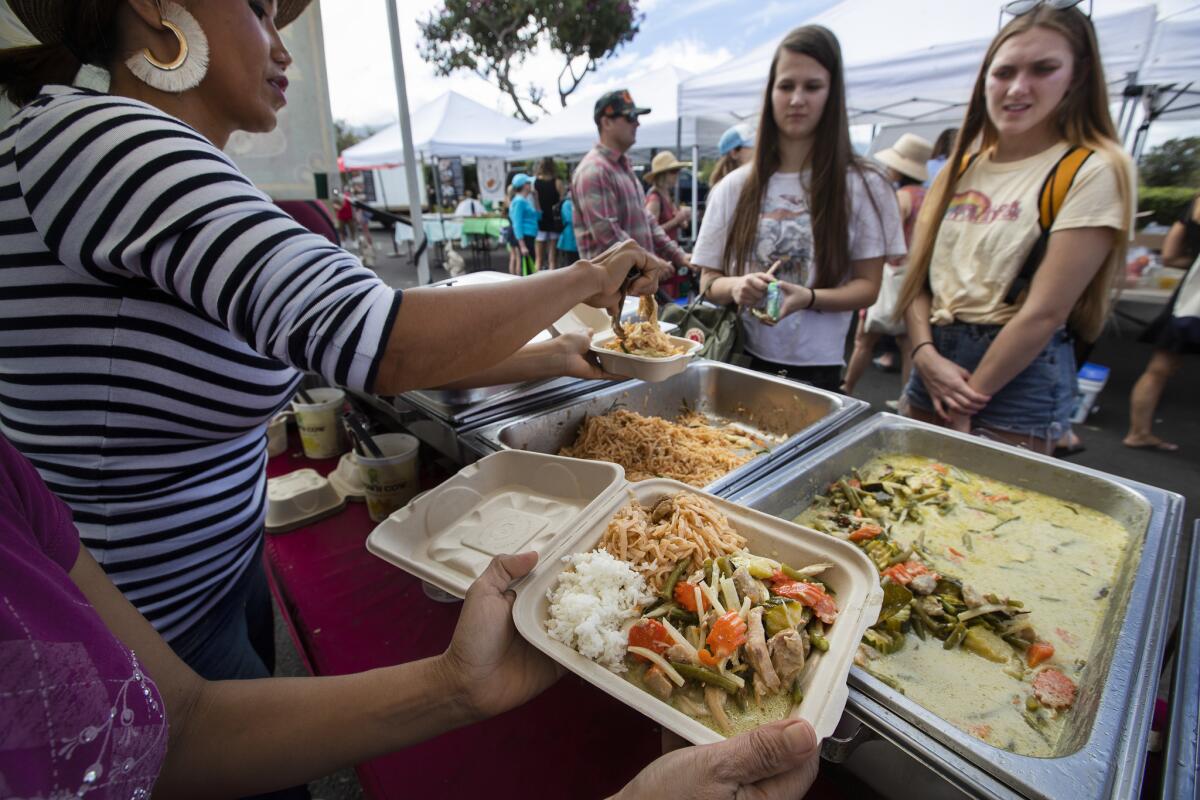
[691,144,699,247]
[385,0,430,285]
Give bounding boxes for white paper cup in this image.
[291,388,347,459]
[357,432,420,522]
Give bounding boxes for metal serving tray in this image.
[468,360,866,497]
[731,413,1185,800]
[1162,519,1199,800]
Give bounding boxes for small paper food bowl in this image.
[328,452,366,501]
[366,450,882,745]
[267,469,347,533]
[589,330,702,383]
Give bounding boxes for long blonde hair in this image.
[898,6,1132,342]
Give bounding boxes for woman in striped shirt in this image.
[0,0,665,683]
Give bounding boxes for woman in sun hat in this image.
[644,150,693,297]
[0,0,667,689]
[710,122,756,187]
[842,132,933,396]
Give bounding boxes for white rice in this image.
[545,549,654,673]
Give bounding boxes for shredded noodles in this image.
[560,408,754,486]
[603,295,685,357]
[600,492,747,591]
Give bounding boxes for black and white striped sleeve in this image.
[13,93,400,391]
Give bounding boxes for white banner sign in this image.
[477,157,507,204]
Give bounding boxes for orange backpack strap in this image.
[956,152,982,179]
[1004,146,1095,306]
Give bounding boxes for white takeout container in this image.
[328,452,366,501]
[366,450,883,744]
[589,330,702,383]
[267,468,347,533]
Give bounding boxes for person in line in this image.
[534,157,565,270]
[572,89,693,288]
[508,172,541,276]
[897,3,1134,454]
[0,0,668,697]
[925,127,958,187]
[453,188,486,217]
[692,26,905,393]
[1122,192,1200,451]
[710,122,756,188]
[558,188,580,263]
[842,133,932,397]
[643,150,693,299]
[500,186,521,275]
[0,433,823,799]
[336,188,356,244]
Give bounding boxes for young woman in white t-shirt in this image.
[693,25,905,392]
[898,3,1133,454]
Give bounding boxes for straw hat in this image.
[644,151,691,181]
[9,0,315,46]
[874,133,934,183]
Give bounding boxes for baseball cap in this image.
[718,123,756,156]
[593,89,651,122]
[510,173,533,188]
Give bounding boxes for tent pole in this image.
[385,0,430,285]
[691,143,699,248]
[675,117,683,207]
[433,155,447,242]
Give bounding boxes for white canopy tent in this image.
[506,66,739,161]
[340,90,528,169]
[679,1,1171,125]
[1131,6,1200,143]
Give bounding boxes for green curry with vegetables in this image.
[794,454,1128,756]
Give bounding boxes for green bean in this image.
[910,613,927,641]
[862,666,904,693]
[961,532,974,553]
[780,563,807,581]
[661,560,687,601]
[944,623,967,650]
[992,516,1022,531]
[792,679,805,704]
[716,556,734,578]
[913,604,944,637]
[837,479,863,512]
[809,633,830,652]
[672,662,741,693]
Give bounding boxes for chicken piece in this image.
[1032,669,1077,709]
[650,496,675,523]
[744,607,781,699]
[910,573,939,596]
[665,643,696,665]
[768,628,807,689]
[962,583,986,609]
[643,665,674,701]
[917,595,945,618]
[732,566,769,605]
[704,685,733,733]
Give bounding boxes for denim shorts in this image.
[904,322,1076,442]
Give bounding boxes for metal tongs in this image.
[611,266,642,341]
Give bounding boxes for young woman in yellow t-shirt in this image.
[897,3,1133,454]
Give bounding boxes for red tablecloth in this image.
[263,434,866,800]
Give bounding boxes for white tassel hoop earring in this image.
[125,2,210,93]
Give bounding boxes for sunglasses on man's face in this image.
[606,112,640,124]
[999,0,1091,29]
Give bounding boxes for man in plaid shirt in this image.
[571,90,692,274]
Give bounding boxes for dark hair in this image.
[0,1,122,107]
[721,25,883,289]
[536,157,557,180]
[931,128,958,160]
[896,173,923,188]
[899,5,1131,342]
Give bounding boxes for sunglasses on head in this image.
[999,0,1091,29]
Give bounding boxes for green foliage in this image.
[418,0,641,123]
[1139,137,1200,188]
[1138,186,1196,228]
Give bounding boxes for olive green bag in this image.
[661,291,748,365]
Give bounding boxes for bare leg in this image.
[508,246,519,276]
[549,239,558,270]
[1124,349,1183,449]
[973,426,1054,455]
[842,316,878,395]
[534,238,547,272]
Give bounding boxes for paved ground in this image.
[278,235,1197,799]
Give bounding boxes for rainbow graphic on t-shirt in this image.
[946,190,991,223]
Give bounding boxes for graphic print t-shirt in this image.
[928,144,1125,327]
[693,164,904,366]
